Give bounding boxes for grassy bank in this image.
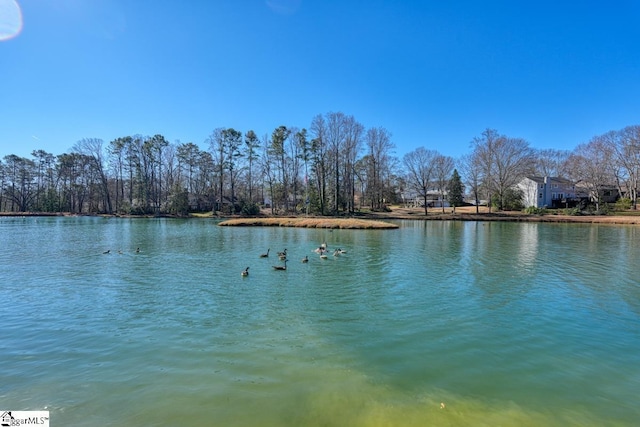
[217,217,399,229]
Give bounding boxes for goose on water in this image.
[314,243,328,253]
[241,267,250,277]
[260,248,270,258]
[273,260,288,271]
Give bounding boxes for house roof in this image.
[524,176,574,184]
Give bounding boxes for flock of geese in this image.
[241,243,347,277]
[103,244,346,278]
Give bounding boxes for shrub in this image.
[562,207,582,216]
[614,198,632,211]
[524,206,548,215]
[493,188,524,211]
[241,202,261,216]
[595,203,611,215]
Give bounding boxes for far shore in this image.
[355,206,640,225]
[2,205,640,226]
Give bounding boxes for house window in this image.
[552,192,557,199]
[553,184,558,188]
[539,192,543,198]
[539,184,544,189]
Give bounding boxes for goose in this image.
[241,267,250,277]
[333,249,340,257]
[277,249,287,257]
[272,260,288,271]
[301,255,309,263]
[260,248,270,258]
[103,249,110,254]
[314,243,327,253]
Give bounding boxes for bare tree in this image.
[73,138,112,213]
[310,114,329,214]
[30,149,55,211]
[458,153,483,213]
[146,134,169,213]
[533,148,571,177]
[270,125,292,212]
[342,116,364,214]
[433,154,455,213]
[261,133,277,214]
[325,112,347,214]
[207,128,225,213]
[108,137,128,213]
[566,136,615,211]
[365,127,394,210]
[472,129,534,211]
[403,147,438,215]
[610,125,640,209]
[162,142,177,199]
[2,155,37,212]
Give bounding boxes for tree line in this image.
[1,112,638,215]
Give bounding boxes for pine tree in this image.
[446,169,465,213]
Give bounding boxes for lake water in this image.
[1,217,639,426]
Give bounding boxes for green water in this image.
[1,217,639,426]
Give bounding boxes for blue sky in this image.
[2,0,639,160]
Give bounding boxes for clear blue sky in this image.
[2,0,639,160]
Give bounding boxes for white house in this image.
[517,176,577,208]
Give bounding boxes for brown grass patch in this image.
[218,217,398,229]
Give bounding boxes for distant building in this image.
[400,188,450,208]
[574,181,621,204]
[517,176,578,208]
